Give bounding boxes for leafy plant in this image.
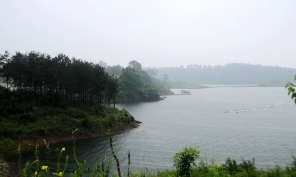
[265,165,282,177]
[285,155,296,176]
[223,157,238,175]
[286,75,296,104]
[173,146,199,177]
[239,158,256,177]
[207,159,222,177]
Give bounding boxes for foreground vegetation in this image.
[3,134,296,177]
[286,74,296,104]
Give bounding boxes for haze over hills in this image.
[145,63,296,85]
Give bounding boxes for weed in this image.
[223,157,238,175]
[173,146,199,177]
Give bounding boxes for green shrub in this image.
[265,166,282,177]
[223,157,238,175]
[286,156,296,176]
[173,146,199,177]
[198,157,208,173]
[239,158,256,177]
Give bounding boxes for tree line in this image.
[0,51,119,107]
[0,51,169,109]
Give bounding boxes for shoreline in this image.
[0,120,142,175]
[19,120,142,148]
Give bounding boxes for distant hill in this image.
[255,80,286,87]
[153,64,296,85]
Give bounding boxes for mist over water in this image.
[9,87,296,174]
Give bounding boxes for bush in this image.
[286,156,296,176]
[173,146,199,177]
[223,157,238,175]
[265,166,282,177]
[239,158,256,177]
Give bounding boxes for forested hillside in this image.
[0,51,170,105]
[0,51,119,108]
[154,64,296,85]
[0,51,169,155]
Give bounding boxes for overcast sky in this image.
[1,1,296,68]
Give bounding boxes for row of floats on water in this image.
[225,103,283,113]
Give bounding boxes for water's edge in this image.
[2,120,142,174]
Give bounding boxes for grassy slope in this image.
[0,104,135,157]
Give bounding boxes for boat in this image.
[180,90,192,95]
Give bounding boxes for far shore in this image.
[170,84,285,89]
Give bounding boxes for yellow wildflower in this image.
[43,139,48,146]
[73,128,78,133]
[53,172,63,176]
[61,147,65,152]
[41,165,48,170]
[34,171,38,176]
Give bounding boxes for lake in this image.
[8,87,296,174]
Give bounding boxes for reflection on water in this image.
[7,87,296,174]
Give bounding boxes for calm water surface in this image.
[8,87,296,173]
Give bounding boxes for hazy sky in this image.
[1,1,296,68]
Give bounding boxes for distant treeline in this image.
[149,64,296,85]
[104,61,172,101]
